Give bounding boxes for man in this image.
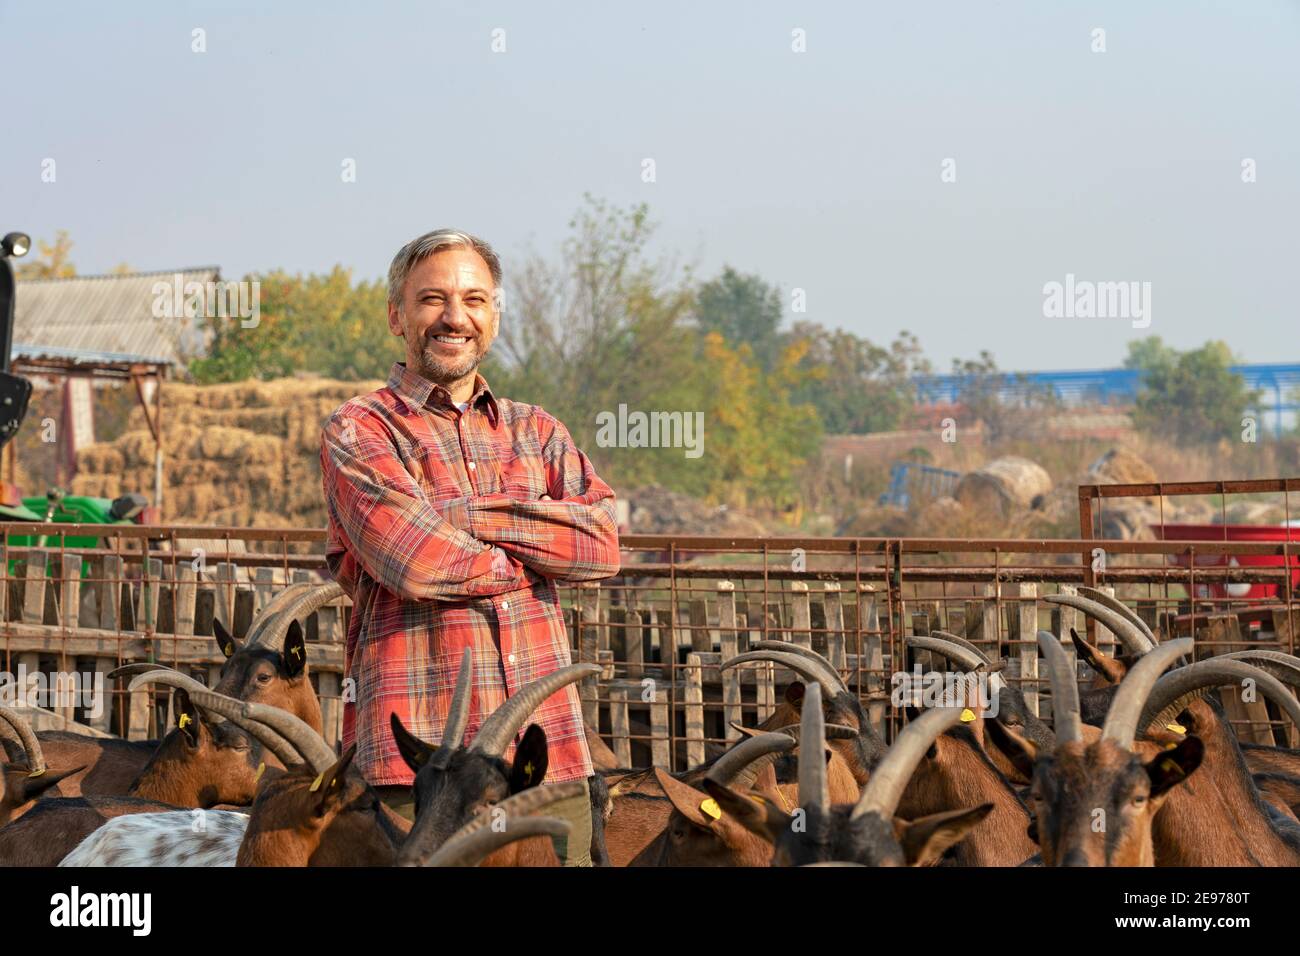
[319,229,621,866]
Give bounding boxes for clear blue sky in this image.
[2,0,1295,371]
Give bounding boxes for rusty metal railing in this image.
[4,521,1296,765]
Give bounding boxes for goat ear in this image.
[653,767,716,829]
[1069,628,1125,685]
[897,803,994,866]
[282,620,307,678]
[985,716,1038,780]
[21,764,86,802]
[174,689,200,747]
[213,618,242,659]
[783,681,805,709]
[701,778,789,844]
[390,713,435,772]
[509,724,549,792]
[1145,735,1203,798]
[313,744,358,815]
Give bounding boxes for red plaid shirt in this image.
[320,362,620,787]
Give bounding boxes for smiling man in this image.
[319,229,621,866]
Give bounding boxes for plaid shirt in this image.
[320,362,620,787]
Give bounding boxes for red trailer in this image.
[1156,522,1300,600]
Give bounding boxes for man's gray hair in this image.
[387,229,502,307]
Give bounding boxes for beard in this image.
[411,334,485,385]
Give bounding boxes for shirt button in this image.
[507,653,517,664]
[467,461,476,471]
[500,600,509,610]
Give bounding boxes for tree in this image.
[1126,337,1257,444]
[190,267,398,383]
[786,324,930,434]
[15,230,76,279]
[950,351,1061,442]
[694,267,783,370]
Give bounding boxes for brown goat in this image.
[994,633,1203,867]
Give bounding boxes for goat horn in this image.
[1043,594,1155,657]
[853,707,965,820]
[428,647,475,769]
[184,689,337,773]
[0,706,45,774]
[798,682,829,817]
[126,670,229,726]
[244,581,316,645]
[722,651,843,698]
[255,581,345,652]
[178,689,303,769]
[907,635,1008,697]
[929,631,994,666]
[1138,658,1300,735]
[424,816,570,867]
[470,664,601,757]
[744,722,858,741]
[1220,650,1300,690]
[1100,638,1194,748]
[108,662,173,680]
[1037,631,1082,746]
[416,779,585,864]
[706,732,796,790]
[1077,586,1158,645]
[748,641,847,692]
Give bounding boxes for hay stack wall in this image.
[70,378,382,529]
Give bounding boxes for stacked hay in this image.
[69,377,383,532]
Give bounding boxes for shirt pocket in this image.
[501,469,549,501]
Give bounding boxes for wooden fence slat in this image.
[1017,583,1039,717]
[649,688,671,769]
[684,652,705,767]
[717,582,741,741]
[609,686,632,766]
[791,582,811,651]
[22,550,47,625]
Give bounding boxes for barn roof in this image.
[14,267,221,369]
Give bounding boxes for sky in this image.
[1,0,1296,372]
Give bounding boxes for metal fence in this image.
[2,522,1297,763]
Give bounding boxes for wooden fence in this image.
[2,527,1297,760]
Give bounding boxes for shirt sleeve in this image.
[320,409,530,601]
[461,413,622,582]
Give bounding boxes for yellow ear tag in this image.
[309,772,325,792]
[27,768,46,779]
[223,643,233,656]
[178,713,193,730]
[1160,759,1181,775]
[960,708,976,722]
[1165,722,1186,735]
[522,761,535,783]
[291,646,302,659]
[699,798,722,820]
[1163,742,1178,751]
[253,762,266,782]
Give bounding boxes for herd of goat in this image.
[2,581,1300,867]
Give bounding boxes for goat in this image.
[0,794,183,866]
[705,682,993,866]
[392,648,599,866]
[0,707,85,824]
[990,632,1204,866]
[3,582,340,804]
[61,684,583,868]
[629,731,812,866]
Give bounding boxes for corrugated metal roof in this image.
[11,343,173,367]
[14,267,221,367]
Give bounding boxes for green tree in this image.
[694,267,783,369]
[190,267,399,383]
[1126,337,1258,444]
[786,324,929,434]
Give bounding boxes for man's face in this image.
[388,247,499,386]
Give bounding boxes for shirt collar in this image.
[387,362,499,426]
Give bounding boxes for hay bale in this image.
[1086,447,1156,487]
[955,456,1053,516]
